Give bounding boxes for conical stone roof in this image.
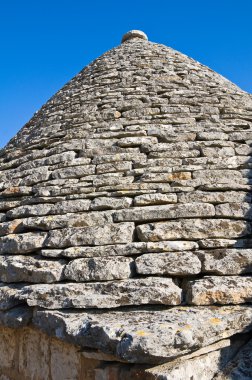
[1,30,252,368]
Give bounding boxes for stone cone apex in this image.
[1,30,252,379]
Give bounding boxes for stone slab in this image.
[33,305,252,364]
[136,252,201,276]
[186,276,252,305]
[19,277,182,309]
[45,223,134,248]
[113,203,215,222]
[136,219,250,241]
[64,256,134,281]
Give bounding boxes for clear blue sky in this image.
[1,0,252,148]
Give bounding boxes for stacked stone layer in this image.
[1,36,252,369]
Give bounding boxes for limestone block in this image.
[0,255,66,283]
[34,305,252,364]
[22,210,113,230]
[197,132,228,140]
[215,202,252,219]
[41,242,146,258]
[20,277,182,309]
[178,191,251,204]
[186,276,252,305]
[96,161,132,174]
[45,223,134,247]
[0,232,47,254]
[149,149,200,158]
[136,219,250,241]
[198,239,238,249]
[0,283,24,310]
[146,240,198,252]
[117,136,158,147]
[0,219,23,237]
[92,152,146,165]
[196,249,252,275]
[65,256,134,281]
[193,169,242,181]
[91,196,132,210]
[141,172,191,182]
[136,251,201,275]
[113,203,215,222]
[201,146,235,157]
[134,193,177,206]
[52,165,95,179]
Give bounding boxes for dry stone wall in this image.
[1,32,252,377]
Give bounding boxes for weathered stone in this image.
[92,152,146,165]
[96,161,132,174]
[186,276,252,305]
[51,165,95,179]
[22,210,113,230]
[91,196,132,210]
[136,251,201,275]
[134,193,177,206]
[198,239,237,249]
[20,277,182,309]
[215,202,252,219]
[136,219,250,241]
[196,249,252,275]
[141,172,192,182]
[6,199,91,219]
[0,255,66,283]
[146,240,198,252]
[113,203,215,222]
[201,146,235,157]
[41,242,147,258]
[146,338,244,380]
[197,132,228,141]
[0,219,23,236]
[33,306,252,364]
[64,256,134,281]
[213,338,252,379]
[117,136,157,147]
[45,223,134,247]
[193,169,242,181]
[0,232,47,254]
[0,283,24,310]
[178,191,251,203]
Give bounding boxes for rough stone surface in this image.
[186,276,252,305]
[0,232,47,254]
[113,203,215,222]
[46,223,134,247]
[136,219,250,241]
[33,306,252,364]
[64,256,134,281]
[136,252,201,276]
[214,338,252,379]
[0,255,66,283]
[196,249,252,275]
[19,277,182,309]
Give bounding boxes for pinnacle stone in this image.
[121,30,148,43]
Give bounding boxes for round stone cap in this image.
[121,30,148,43]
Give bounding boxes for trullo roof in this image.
[1,30,252,370]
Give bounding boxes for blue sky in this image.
[1,0,252,148]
